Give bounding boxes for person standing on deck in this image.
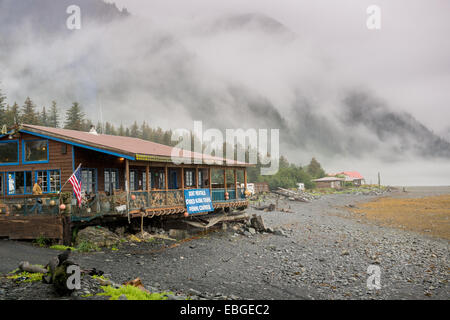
[31,178,43,214]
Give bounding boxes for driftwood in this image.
[252,203,276,211]
[184,213,249,229]
[272,188,310,202]
[19,261,48,274]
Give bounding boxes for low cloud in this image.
[0,0,449,185]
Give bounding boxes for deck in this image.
[0,188,248,243]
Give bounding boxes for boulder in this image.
[250,215,266,232]
[76,226,121,247]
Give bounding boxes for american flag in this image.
[69,164,82,207]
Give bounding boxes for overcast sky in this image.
[112,0,450,133]
[1,0,449,185]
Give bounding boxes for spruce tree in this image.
[0,86,6,125]
[104,122,117,135]
[141,121,150,140]
[64,102,85,130]
[21,97,39,125]
[306,157,326,179]
[40,106,48,126]
[49,101,60,128]
[5,103,20,126]
[130,121,139,137]
[118,123,125,136]
[81,119,93,132]
[96,121,103,134]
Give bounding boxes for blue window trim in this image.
[34,169,61,194]
[0,140,20,166]
[72,146,75,172]
[6,171,33,195]
[20,130,135,160]
[104,168,119,191]
[22,139,49,164]
[0,172,4,196]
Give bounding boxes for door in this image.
[169,170,178,189]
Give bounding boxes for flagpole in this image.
[59,163,82,193]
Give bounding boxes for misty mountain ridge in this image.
[0,0,128,38]
[0,0,449,162]
[209,13,295,36]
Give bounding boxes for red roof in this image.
[21,124,248,166]
[334,171,364,180]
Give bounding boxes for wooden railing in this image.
[211,188,246,202]
[0,195,61,216]
[129,190,185,210]
[0,188,248,220]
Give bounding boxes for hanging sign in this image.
[184,189,213,214]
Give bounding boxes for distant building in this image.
[332,171,365,186]
[254,182,270,193]
[312,177,344,189]
[297,183,305,191]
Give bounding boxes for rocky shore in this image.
[1,188,448,300]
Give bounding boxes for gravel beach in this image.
[1,187,448,300]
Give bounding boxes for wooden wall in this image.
[0,132,74,194]
[74,147,126,192]
[0,215,71,244]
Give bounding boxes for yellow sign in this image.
[135,154,172,162]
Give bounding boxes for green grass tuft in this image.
[76,241,101,252]
[34,235,51,247]
[7,271,44,283]
[97,285,173,300]
[49,245,77,251]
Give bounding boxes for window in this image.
[104,169,119,193]
[35,170,61,193]
[185,170,194,187]
[82,169,97,194]
[48,170,61,193]
[0,173,3,195]
[198,170,203,187]
[0,141,19,165]
[130,171,136,191]
[6,171,32,195]
[35,170,48,193]
[151,171,165,189]
[142,172,150,190]
[23,140,48,163]
[128,170,146,191]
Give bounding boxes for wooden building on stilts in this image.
[0,124,250,244]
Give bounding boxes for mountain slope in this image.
[0,1,448,161]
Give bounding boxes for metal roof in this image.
[331,171,364,180]
[20,124,249,166]
[312,177,345,182]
